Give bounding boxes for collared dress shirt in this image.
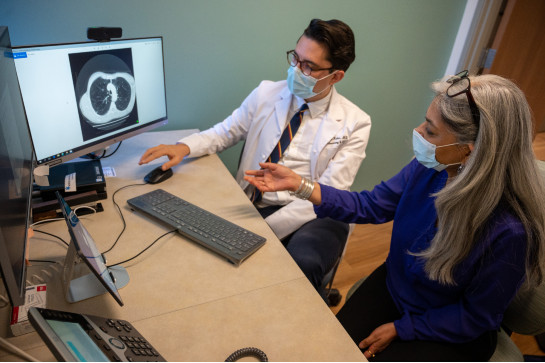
[258,91,333,207]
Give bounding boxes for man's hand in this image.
[139,143,190,170]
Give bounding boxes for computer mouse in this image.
[144,166,173,184]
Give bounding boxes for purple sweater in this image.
[316,158,527,343]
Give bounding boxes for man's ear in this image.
[330,70,345,85]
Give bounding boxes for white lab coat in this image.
[180,80,371,239]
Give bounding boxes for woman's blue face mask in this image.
[412,129,460,171]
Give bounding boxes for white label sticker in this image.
[65,172,76,192]
[102,166,116,177]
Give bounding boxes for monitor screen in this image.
[0,26,34,307]
[56,191,123,306]
[12,36,168,166]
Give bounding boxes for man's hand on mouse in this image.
[139,143,190,170]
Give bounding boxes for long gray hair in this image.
[418,74,545,287]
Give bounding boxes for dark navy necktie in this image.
[251,103,308,203]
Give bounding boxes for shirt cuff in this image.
[313,183,333,218]
[394,313,416,341]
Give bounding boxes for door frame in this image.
[445,0,507,76]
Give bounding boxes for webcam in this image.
[87,27,122,42]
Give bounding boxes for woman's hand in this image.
[359,322,398,360]
[244,162,301,192]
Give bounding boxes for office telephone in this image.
[28,307,165,362]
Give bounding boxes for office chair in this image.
[345,276,545,361]
[489,281,545,361]
[323,224,354,307]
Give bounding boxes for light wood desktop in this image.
[0,130,365,361]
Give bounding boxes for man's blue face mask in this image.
[412,129,460,172]
[286,66,336,100]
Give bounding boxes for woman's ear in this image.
[460,143,474,164]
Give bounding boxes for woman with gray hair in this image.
[244,72,545,361]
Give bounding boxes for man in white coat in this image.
[140,19,371,304]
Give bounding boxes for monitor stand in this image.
[62,241,129,303]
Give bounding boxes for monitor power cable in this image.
[83,141,122,160]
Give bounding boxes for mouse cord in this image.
[102,183,146,255]
[225,347,268,362]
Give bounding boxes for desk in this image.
[0,130,365,361]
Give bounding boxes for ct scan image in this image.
[69,48,139,141]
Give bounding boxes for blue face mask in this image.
[412,129,460,171]
[287,66,336,100]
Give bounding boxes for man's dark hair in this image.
[302,19,356,72]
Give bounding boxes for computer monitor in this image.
[56,191,127,306]
[12,36,168,167]
[0,26,34,307]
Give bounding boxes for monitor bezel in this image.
[12,36,168,167]
[0,25,34,307]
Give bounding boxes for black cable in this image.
[225,347,268,362]
[107,229,176,267]
[32,205,101,248]
[29,259,59,264]
[33,230,69,247]
[82,141,122,160]
[102,183,146,255]
[97,141,122,160]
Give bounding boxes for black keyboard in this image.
[127,189,266,265]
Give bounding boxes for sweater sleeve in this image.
[394,221,527,343]
[315,160,417,224]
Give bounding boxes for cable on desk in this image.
[225,347,268,362]
[0,336,40,362]
[30,217,64,227]
[30,203,96,229]
[74,205,97,215]
[29,259,58,264]
[33,229,69,247]
[102,183,146,255]
[107,229,176,267]
[31,205,97,245]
